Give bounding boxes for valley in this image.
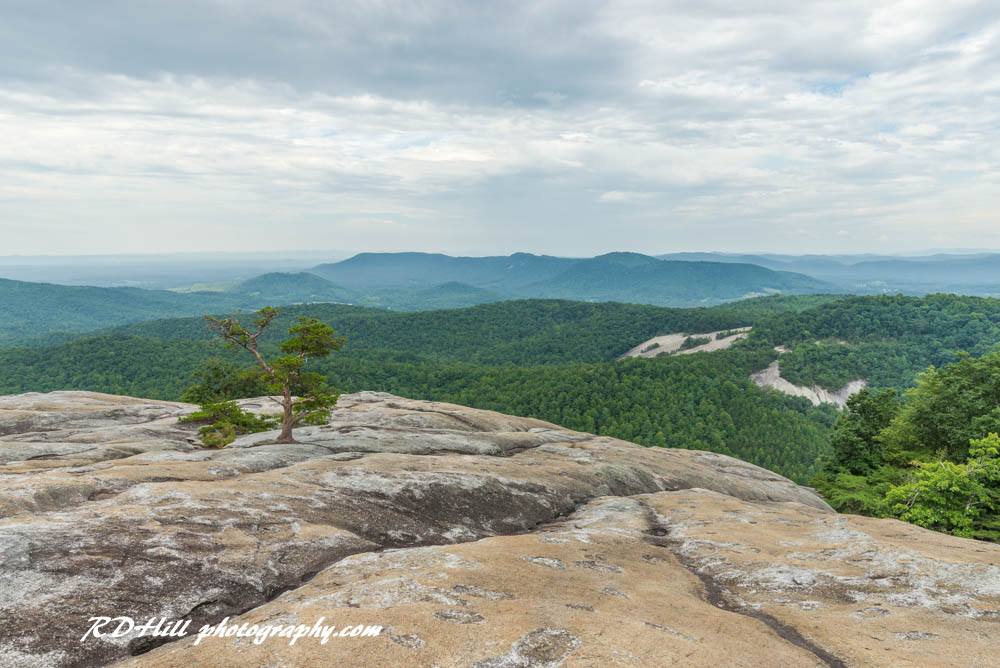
[0,251,829,345]
[9,250,1000,348]
[4,291,1000,488]
[2,261,1000,542]
[3,289,999,663]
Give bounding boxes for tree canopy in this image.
[815,349,1000,541]
[201,307,345,444]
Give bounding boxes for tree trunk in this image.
[276,390,296,443]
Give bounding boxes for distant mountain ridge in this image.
[658,252,1000,294]
[311,251,831,306]
[0,273,354,345]
[234,272,352,304]
[525,252,827,304]
[311,251,575,289]
[0,277,230,345]
[0,252,831,344]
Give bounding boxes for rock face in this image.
[751,360,868,408]
[620,327,751,359]
[0,391,996,667]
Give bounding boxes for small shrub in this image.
[199,422,237,449]
[679,335,712,351]
[715,329,744,339]
[180,401,277,448]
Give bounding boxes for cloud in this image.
[900,124,941,137]
[600,191,653,203]
[0,1,997,255]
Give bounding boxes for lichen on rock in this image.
[0,391,996,667]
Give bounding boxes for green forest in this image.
[1,292,999,540]
[757,294,1000,387]
[0,297,837,481]
[813,350,1000,541]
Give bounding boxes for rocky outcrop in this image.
[620,328,751,359]
[751,360,867,408]
[1,391,996,667]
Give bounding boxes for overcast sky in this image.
[1,1,997,256]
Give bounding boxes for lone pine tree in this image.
[206,306,345,443]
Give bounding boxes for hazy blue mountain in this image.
[0,277,239,344]
[312,251,831,305]
[658,252,1000,295]
[658,252,871,276]
[343,281,504,311]
[847,256,1000,284]
[405,282,503,309]
[232,272,353,304]
[0,250,833,344]
[527,253,830,305]
[0,269,512,344]
[0,272,353,345]
[311,252,576,290]
[0,251,346,289]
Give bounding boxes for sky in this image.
[0,1,997,257]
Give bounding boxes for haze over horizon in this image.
[2,1,998,257]
[5,247,1000,263]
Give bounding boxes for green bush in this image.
[885,434,1000,539]
[199,422,237,449]
[679,335,712,350]
[815,350,1000,541]
[180,401,277,448]
[180,358,270,404]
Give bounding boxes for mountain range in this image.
[659,252,1000,294]
[12,248,1000,346]
[0,252,831,344]
[311,251,575,290]
[311,251,829,304]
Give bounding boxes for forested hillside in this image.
[0,277,230,345]
[4,293,1000,492]
[752,295,1000,387]
[527,252,828,304]
[105,299,770,364]
[0,297,836,481]
[0,298,784,399]
[660,251,1000,296]
[232,272,353,303]
[0,274,350,345]
[0,271,499,345]
[814,351,1000,542]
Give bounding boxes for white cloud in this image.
[599,190,653,203]
[899,124,941,137]
[0,1,997,255]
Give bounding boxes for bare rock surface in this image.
[751,360,867,408]
[0,391,995,667]
[620,327,751,359]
